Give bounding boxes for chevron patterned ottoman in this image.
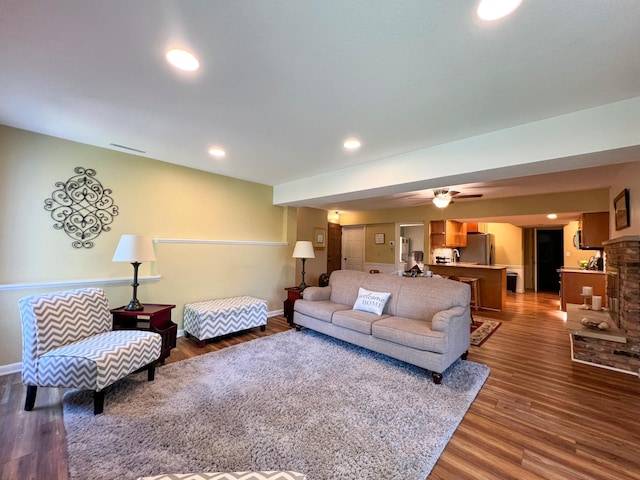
[184,296,267,347]
[137,472,306,480]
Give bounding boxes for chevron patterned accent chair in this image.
[137,472,307,480]
[19,288,162,414]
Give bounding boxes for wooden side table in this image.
[283,287,304,325]
[110,304,177,364]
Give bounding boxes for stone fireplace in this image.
[571,236,640,374]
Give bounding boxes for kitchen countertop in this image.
[557,268,605,275]
[428,263,507,270]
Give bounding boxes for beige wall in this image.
[0,126,296,368]
[365,223,395,264]
[338,190,610,228]
[608,160,640,238]
[562,221,602,267]
[336,190,612,291]
[485,223,523,265]
[295,207,328,287]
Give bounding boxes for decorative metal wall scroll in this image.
[44,167,119,248]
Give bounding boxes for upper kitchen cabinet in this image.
[465,222,488,233]
[579,212,609,249]
[430,220,467,248]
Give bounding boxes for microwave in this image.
[573,231,581,249]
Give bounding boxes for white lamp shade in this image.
[112,235,157,262]
[432,194,451,208]
[292,241,315,259]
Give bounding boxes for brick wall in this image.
[577,238,640,373]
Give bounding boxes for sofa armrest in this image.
[302,286,332,301]
[431,306,468,332]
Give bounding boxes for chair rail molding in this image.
[0,275,162,292]
[154,238,288,246]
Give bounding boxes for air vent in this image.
[109,143,146,154]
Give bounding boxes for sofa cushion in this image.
[372,316,447,353]
[395,278,469,321]
[360,274,404,315]
[353,287,391,315]
[332,309,390,334]
[294,299,351,323]
[328,270,367,306]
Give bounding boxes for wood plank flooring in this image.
[1,291,639,479]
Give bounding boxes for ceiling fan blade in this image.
[393,193,420,199]
[452,194,483,199]
[426,190,482,200]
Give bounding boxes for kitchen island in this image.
[557,268,606,311]
[427,263,507,311]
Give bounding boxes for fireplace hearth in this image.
[570,236,640,374]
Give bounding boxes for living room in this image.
[2,1,640,479]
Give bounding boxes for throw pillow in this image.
[353,287,391,315]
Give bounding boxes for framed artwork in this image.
[374,233,385,244]
[313,227,326,248]
[614,188,630,230]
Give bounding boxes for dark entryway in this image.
[326,222,342,275]
[536,229,563,292]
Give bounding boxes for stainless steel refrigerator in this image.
[459,233,495,265]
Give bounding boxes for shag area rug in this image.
[470,318,502,346]
[64,329,490,480]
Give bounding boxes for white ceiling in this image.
[2,1,640,220]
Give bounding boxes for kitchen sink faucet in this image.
[452,249,460,263]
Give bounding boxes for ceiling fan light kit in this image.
[432,190,452,208]
[430,188,484,208]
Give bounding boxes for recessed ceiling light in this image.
[477,0,523,21]
[343,138,361,150]
[166,48,200,71]
[547,213,558,220]
[208,147,226,158]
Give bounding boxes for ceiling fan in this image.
[429,188,483,208]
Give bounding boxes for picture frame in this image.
[614,188,630,230]
[313,227,326,248]
[374,233,385,244]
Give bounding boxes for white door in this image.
[342,226,364,271]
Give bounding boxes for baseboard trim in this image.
[0,362,21,377]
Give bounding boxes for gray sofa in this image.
[293,270,471,383]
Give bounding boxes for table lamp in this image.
[292,241,315,289]
[112,235,156,310]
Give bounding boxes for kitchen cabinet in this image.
[430,220,467,248]
[465,222,479,233]
[465,222,487,233]
[579,212,609,249]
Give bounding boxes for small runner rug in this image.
[63,329,490,480]
[470,318,502,346]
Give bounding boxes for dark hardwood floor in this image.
[1,292,639,479]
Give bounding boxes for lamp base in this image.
[298,281,308,290]
[125,298,144,311]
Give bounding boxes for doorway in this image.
[536,229,564,292]
[327,222,342,275]
[341,226,364,271]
